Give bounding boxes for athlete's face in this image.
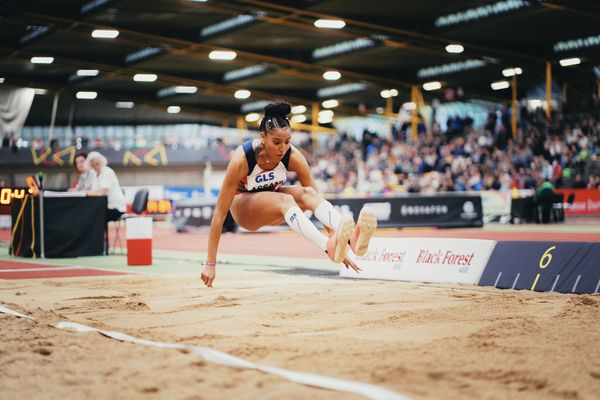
[262,128,292,160]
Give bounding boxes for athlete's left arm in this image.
[288,147,318,190]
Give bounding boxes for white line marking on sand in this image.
[0,306,410,400]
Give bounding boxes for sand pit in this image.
[2,268,600,400]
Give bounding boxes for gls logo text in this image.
[256,172,275,183]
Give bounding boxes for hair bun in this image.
[264,101,291,118]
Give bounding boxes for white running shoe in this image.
[350,207,377,256]
[326,215,354,263]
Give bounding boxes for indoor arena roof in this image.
[1,0,599,126]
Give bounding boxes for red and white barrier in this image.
[126,217,153,266]
[343,237,497,284]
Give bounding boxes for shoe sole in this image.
[354,207,377,256]
[333,215,354,263]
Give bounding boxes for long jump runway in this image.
[1,224,599,399]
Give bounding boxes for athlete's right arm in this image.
[202,146,247,287]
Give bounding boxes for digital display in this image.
[0,187,33,205]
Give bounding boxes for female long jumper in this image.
[201,102,377,287]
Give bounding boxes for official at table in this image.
[84,151,126,253]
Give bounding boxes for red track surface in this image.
[0,259,126,280]
[0,268,126,280]
[0,259,63,269]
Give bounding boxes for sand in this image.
[1,270,600,400]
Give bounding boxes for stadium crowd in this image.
[4,106,599,197]
[299,108,600,195]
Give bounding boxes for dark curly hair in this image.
[260,101,292,133]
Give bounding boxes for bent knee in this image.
[296,186,320,209]
[301,186,317,197]
[277,193,298,210]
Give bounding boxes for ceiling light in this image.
[77,69,99,77]
[245,113,260,122]
[491,80,510,90]
[417,59,486,79]
[554,34,600,52]
[445,44,464,53]
[125,47,165,64]
[423,81,442,91]
[20,25,51,45]
[314,19,346,29]
[76,91,97,99]
[81,0,113,14]
[201,14,257,38]
[291,105,306,114]
[380,88,399,98]
[167,106,181,114]
[133,73,158,82]
[0,78,4,83]
[115,101,134,109]
[435,1,534,28]
[31,56,54,64]
[157,86,198,98]
[241,100,270,113]
[91,29,119,39]
[291,115,306,123]
[175,86,197,94]
[317,83,367,98]
[559,57,581,67]
[502,67,523,77]
[33,88,48,95]
[209,50,237,60]
[224,64,271,82]
[234,89,251,99]
[403,102,416,111]
[323,70,341,80]
[318,110,334,124]
[313,38,377,60]
[322,99,339,108]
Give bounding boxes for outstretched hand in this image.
[342,256,361,273]
[201,264,216,287]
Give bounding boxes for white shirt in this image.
[237,139,291,193]
[93,166,126,212]
[76,170,96,191]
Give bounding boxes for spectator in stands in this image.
[49,138,60,153]
[68,152,96,192]
[571,173,587,189]
[32,137,43,150]
[85,151,126,222]
[93,136,104,149]
[535,179,556,224]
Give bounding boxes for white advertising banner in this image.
[342,237,497,284]
[480,190,511,217]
